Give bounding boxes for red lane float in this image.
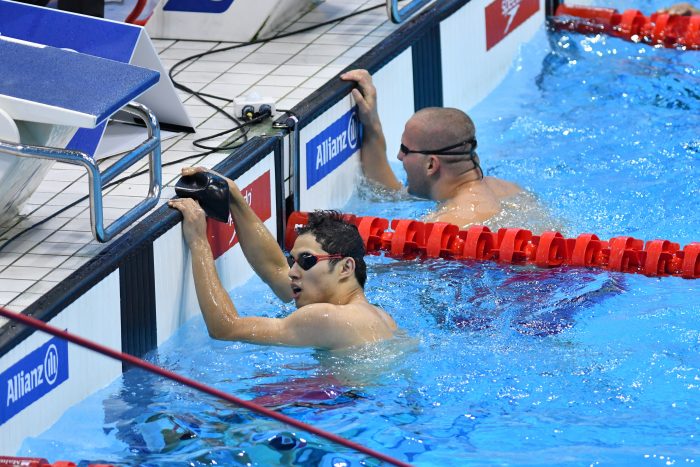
[550,4,700,50]
[0,457,113,467]
[285,211,700,279]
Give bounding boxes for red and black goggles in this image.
[286,252,343,270]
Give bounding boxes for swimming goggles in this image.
[286,252,343,270]
[399,137,478,158]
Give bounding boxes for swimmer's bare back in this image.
[426,177,522,226]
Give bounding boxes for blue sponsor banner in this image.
[163,0,235,13]
[306,107,361,189]
[0,0,142,156]
[0,336,69,425]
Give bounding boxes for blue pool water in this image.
[19,10,700,467]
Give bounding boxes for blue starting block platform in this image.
[0,37,162,242]
[0,0,192,157]
[0,38,159,128]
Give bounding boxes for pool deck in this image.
[0,0,399,325]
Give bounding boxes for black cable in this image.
[168,3,385,121]
[0,3,385,252]
[191,112,269,150]
[0,116,268,253]
[196,91,232,103]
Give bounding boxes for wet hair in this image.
[295,210,367,287]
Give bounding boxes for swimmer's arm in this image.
[179,166,292,302]
[186,236,247,339]
[169,196,256,335]
[226,185,293,301]
[184,236,334,349]
[341,70,402,191]
[360,120,403,191]
[206,303,357,350]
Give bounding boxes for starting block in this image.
[0,37,162,242]
[0,0,193,157]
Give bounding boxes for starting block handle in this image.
[386,0,431,23]
[0,102,162,243]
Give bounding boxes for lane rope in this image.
[550,4,700,50]
[285,211,700,279]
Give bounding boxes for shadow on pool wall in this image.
[0,0,551,453]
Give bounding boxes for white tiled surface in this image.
[0,0,400,320]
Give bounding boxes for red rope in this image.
[286,211,700,279]
[124,0,147,24]
[0,308,412,467]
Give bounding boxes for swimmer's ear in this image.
[337,257,356,280]
[426,155,440,175]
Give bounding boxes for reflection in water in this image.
[90,325,420,466]
[99,372,359,466]
[370,257,625,337]
[21,251,628,466]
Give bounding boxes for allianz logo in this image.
[5,343,60,406]
[315,111,359,170]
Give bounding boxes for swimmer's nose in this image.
[288,264,300,279]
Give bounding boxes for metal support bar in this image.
[386,0,432,23]
[0,101,161,243]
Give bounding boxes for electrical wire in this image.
[0,114,266,254]
[0,3,385,252]
[167,2,385,117]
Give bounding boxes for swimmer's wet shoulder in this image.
[425,176,523,227]
[272,301,397,350]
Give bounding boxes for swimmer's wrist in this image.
[187,236,211,253]
[229,190,247,207]
[363,118,382,135]
[227,191,256,221]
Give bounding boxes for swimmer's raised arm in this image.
[171,199,397,349]
[166,197,367,349]
[179,167,292,302]
[168,196,242,338]
[341,69,403,191]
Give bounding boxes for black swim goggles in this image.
[286,252,343,270]
[399,137,478,158]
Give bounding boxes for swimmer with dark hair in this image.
[169,167,397,350]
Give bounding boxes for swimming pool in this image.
[18,9,700,466]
